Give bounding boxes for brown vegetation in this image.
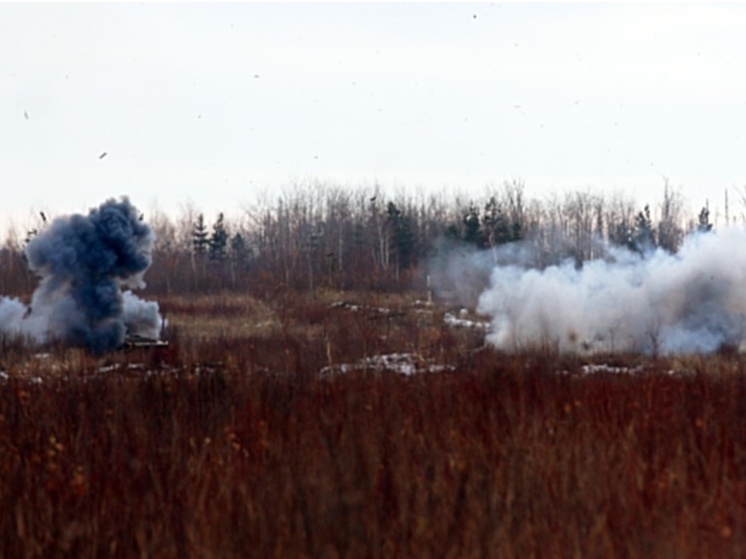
[0,182,741,556]
[1,180,709,299]
[2,290,746,557]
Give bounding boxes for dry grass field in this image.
[2,290,746,558]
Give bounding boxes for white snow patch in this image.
[580,363,645,375]
[572,363,679,376]
[330,301,399,316]
[444,312,489,330]
[320,353,455,377]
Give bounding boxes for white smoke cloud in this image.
[427,238,544,310]
[0,296,31,337]
[476,228,746,355]
[122,290,163,340]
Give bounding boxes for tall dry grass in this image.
[1,292,746,557]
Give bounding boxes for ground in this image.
[1,290,745,558]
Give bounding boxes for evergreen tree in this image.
[482,196,513,248]
[192,213,209,255]
[511,220,522,243]
[697,206,713,234]
[209,213,229,261]
[229,232,250,268]
[462,203,484,247]
[386,202,416,271]
[395,213,415,271]
[609,221,633,249]
[445,223,460,241]
[630,205,656,254]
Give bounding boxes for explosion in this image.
[476,228,746,355]
[0,197,163,353]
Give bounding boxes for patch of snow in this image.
[330,301,358,311]
[574,364,689,376]
[444,312,489,330]
[580,364,644,375]
[98,362,151,374]
[330,301,392,315]
[320,353,455,377]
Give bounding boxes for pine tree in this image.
[386,202,416,272]
[462,203,484,248]
[445,223,460,241]
[229,232,250,268]
[511,220,522,243]
[209,213,229,261]
[192,214,209,255]
[630,205,655,254]
[697,206,713,233]
[482,196,513,249]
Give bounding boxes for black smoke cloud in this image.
[0,197,163,353]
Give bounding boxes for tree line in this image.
[0,180,725,298]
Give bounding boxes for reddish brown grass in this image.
[1,293,746,557]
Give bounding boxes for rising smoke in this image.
[0,197,163,353]
[473,228,746,355]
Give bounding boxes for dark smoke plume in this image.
[0,197,163,353]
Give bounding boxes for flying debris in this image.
[99,152,107,159]
[24,111,29,120]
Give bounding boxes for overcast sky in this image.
[3,2,746,231]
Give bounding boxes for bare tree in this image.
[657,179,684,253]
[606,192,636,250]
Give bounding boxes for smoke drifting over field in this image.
[0,197,162,353]
[474,229,746,355]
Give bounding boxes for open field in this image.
[2,291,746,558]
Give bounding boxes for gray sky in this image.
[3,2,746,231]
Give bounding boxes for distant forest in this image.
[0,180,737,299]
